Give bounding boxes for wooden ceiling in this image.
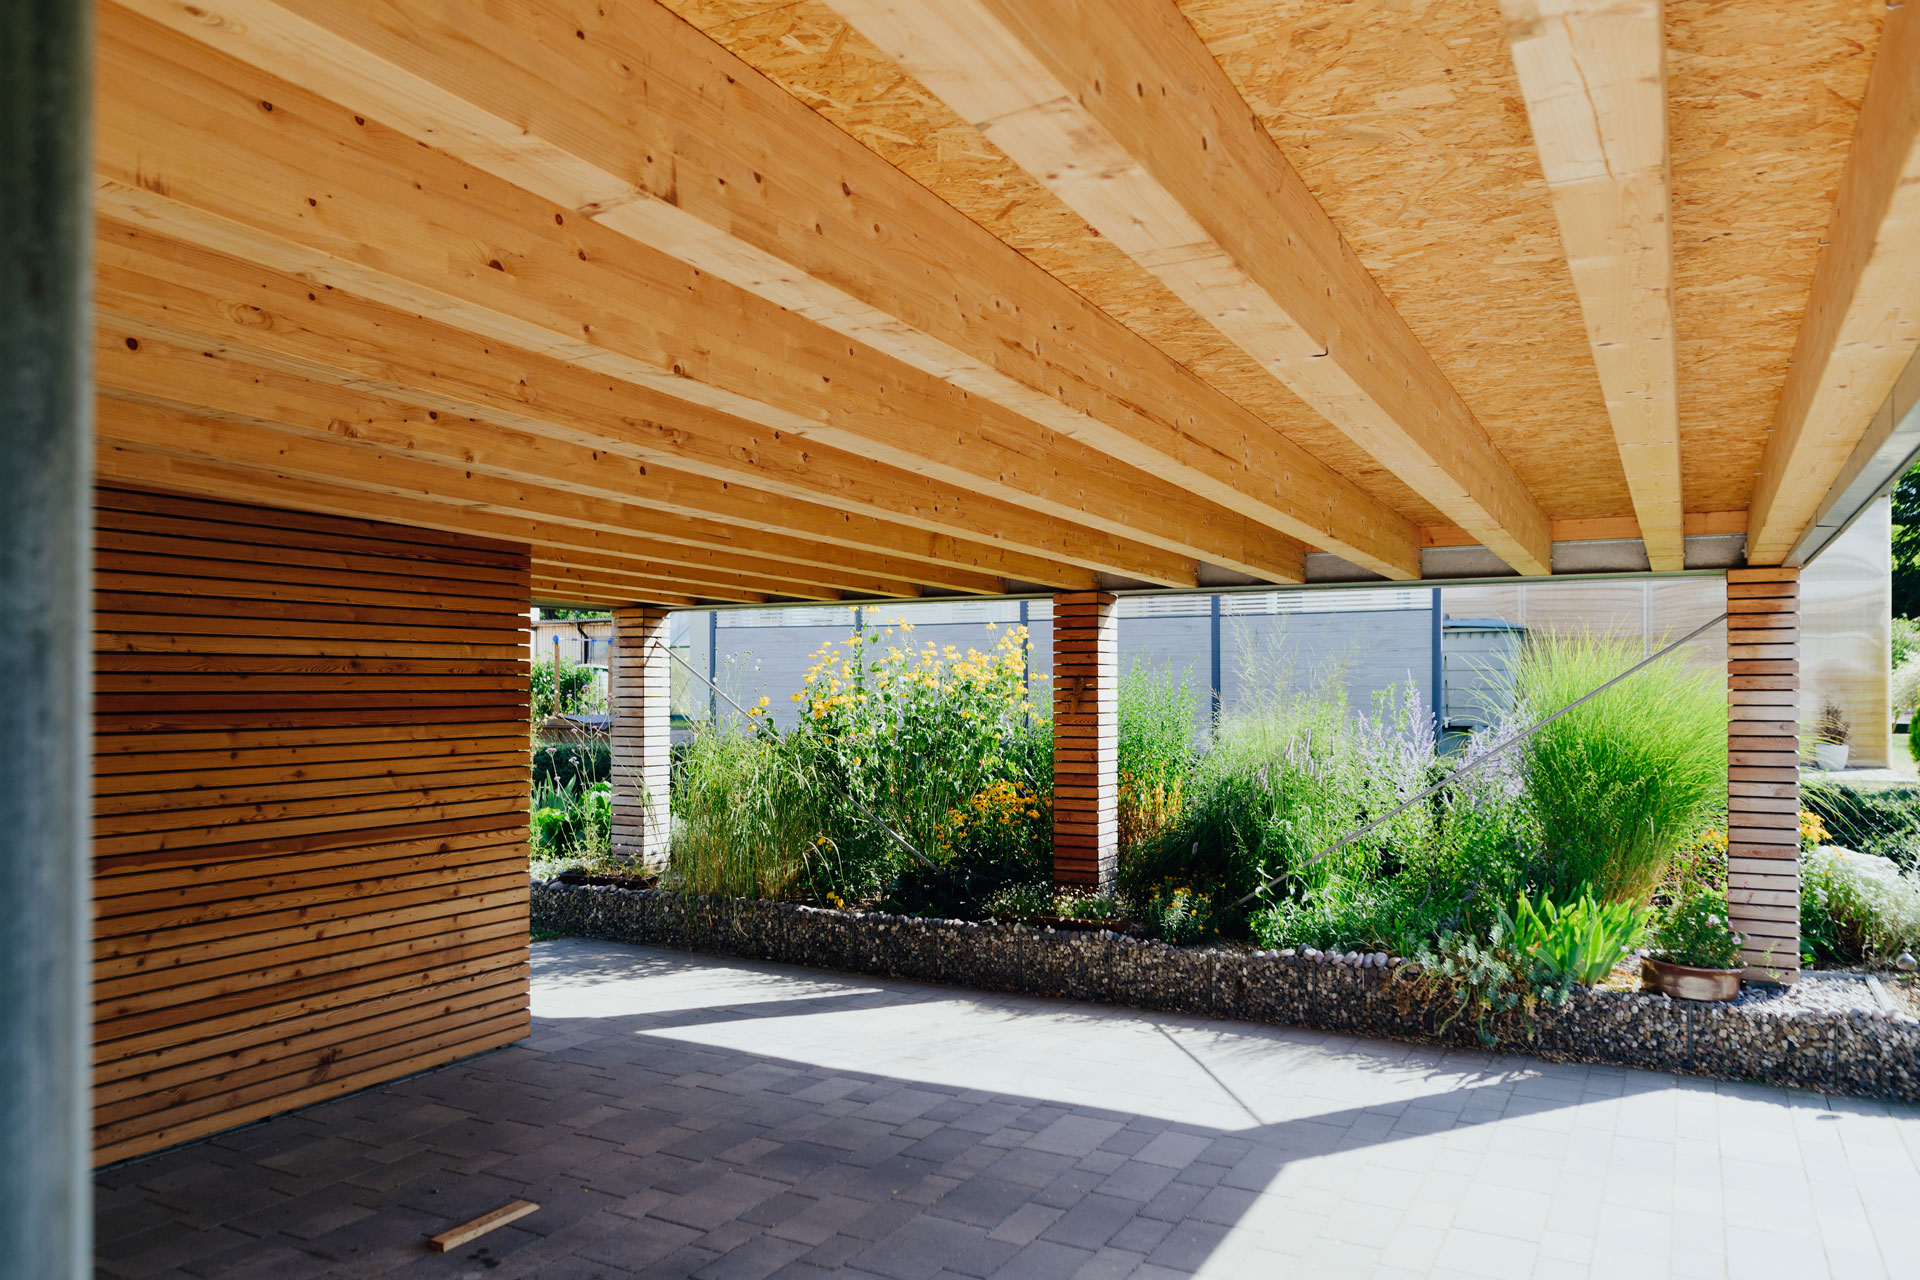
[92,0,1914,607]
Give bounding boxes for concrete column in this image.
[610,605,672,869]
[1052,591,1117,889]
[0,0,93,1273]
[1726,568,1800,983]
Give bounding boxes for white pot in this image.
[1812,743,1850,772]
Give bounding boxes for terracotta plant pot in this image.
[1641,956,1741,1002]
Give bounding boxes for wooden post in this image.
[1,0,93,1272]
[1052,591,1117,890]
[611,605,673,869]
[1726,567,1800,983]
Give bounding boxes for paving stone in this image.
[1041,1194,1143,1252]
[92,939,1920,1280]
[846,1213,989,1280]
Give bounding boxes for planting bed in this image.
[532,880,1920,1103]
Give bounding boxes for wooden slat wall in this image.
[1726,567,1800,984]
[1052,592,1118,889]
[92,485,532,1165]
[610,605,671,869]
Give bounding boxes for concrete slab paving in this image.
[94,938,1920,1278]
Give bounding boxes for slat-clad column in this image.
[1726,568,1800,984]
[610,605,672,869]
[1052,592,1117,889]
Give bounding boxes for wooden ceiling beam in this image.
[110,0,1421,580]
[91,442,937,603]
[531,560,790,606]
[1747,0,1920,564]
[92,9,1307,586]
[94,221,1139,591]
[95,425,777,605]
[821,0,1553,577]
[531,578,667,609]
[98,446,718,609]
[92,396,1021,600]
[95,327,999,600]
[1501,0,1683,571]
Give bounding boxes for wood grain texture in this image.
[1499,0,1682,569]
[90,6,1295,587]
[1725,568,1799,983]
[90,485,532,1163]
[611,607,673,870]
[108,0,1420,580]
[1747,0,1920,563]
[822,0,1551,575]
[1052,593,1118,889]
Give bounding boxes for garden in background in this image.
[531,619,1920,1028]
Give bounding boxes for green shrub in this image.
[1893,658,1920,724]
[532,738,611,791]
[1802,778,1920,869]
[982,883,1124,922]
[1122,679,1438,930]
[532,656,604,720]
[668,623,1051,908]
[1894,617,1920,670]
[669,721,823,901]
[1409,926,1567,1046]
[1646,886,1745,970]
[1118,662,1198,849]
[1501,891,1645,986]
[1511,633,1726,904]
[1250,875,1450,956]
[530,777,613,870]
[1802,847,1920,965]
[886,779,1049,918]
[1133,882,1227,944]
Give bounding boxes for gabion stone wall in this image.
[531,882,1920,1103]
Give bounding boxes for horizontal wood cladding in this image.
[1724,568,1799,982]
[1052,593,1118,889]
[91,484,533,1165]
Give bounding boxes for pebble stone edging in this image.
[531,880,1920,1102]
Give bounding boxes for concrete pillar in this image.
[610,605,672,869]
[1726,568,1800,983]
[0,0,93,1272]
[1052,591,1117,889]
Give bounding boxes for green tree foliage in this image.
[532,656,603,721]
[1892,461,1920,618]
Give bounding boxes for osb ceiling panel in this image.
[1179,0,1626,518]
[657,0,1881,528]
[659,0,1449,527]
[1666,0,1881,513]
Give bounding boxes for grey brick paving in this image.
[94,938,1920,1278]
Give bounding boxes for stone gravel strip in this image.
[531,880,1920,1103]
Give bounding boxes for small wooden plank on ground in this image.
[428,1200,539,1252]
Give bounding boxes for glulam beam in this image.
[1501,0,1683,571]
[92,221,1130,591]
[1748,0,1920,564]
[92,7,1316,586]
[92,445,876,607]
[108,0,1422,580]
[823,0,1552,576]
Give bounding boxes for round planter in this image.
[1641,956,1741,1002]
[1813,743,1850,772]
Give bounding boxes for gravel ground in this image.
[1599,956,1915,1019]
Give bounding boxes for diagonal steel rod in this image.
[644,638,936,870]
[1227,611,1732,912]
